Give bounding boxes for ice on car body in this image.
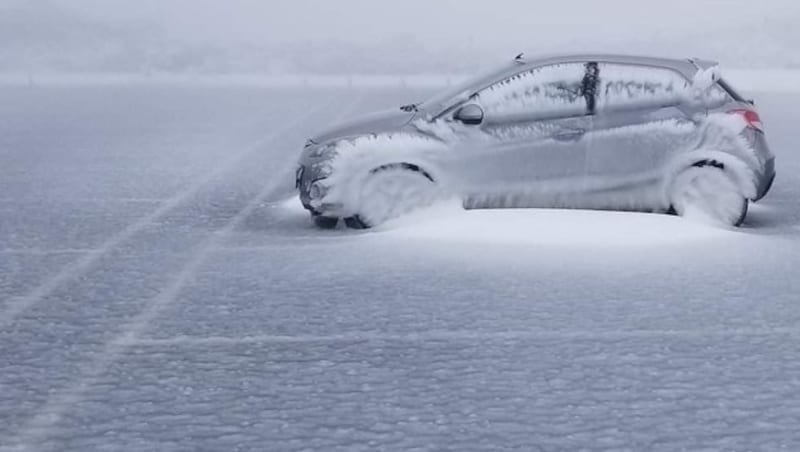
[297,54,775,227]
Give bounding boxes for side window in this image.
[705,83,733,107]
[475,63,587,120]
[596,63,689,112]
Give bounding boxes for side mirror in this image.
[453,104,484,125]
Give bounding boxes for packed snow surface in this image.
[377,199,732,246]
[1,82,800,451]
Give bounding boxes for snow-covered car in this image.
[296,53,776,229]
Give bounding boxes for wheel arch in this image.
[665,150,759,202]
[369,162,436,183]
[344,160,441,229]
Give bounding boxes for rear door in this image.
[584,63,699,200]
[449,62,594,207]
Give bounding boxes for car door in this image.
[446,62,594,208]
[584,63,700,206]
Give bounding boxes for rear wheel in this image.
[346,165,437,229]
[669,165,748,226]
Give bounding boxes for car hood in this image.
[311,108,417,144]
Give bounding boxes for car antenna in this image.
[514,52,525,62]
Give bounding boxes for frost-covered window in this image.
[596,63,690,111]
[476,63,587,119]
[704,83,733,107]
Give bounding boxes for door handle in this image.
[553,128,585,141]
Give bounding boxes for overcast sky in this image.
[2,0,798,73]
[43,0,799,49]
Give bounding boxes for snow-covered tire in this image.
[346,164,438,228]
[669,165,748,227]
[313,215,338,229]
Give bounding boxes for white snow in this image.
[1,84,799,451]
[376,199,732,247]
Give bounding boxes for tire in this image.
[345,165,437,229]
[669,165,748,227]
[313,215,339,229]
[343,216,369,229]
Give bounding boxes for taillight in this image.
[729,109,764,132]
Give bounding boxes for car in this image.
[296,53,776,229]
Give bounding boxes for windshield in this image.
[418,61,520,115]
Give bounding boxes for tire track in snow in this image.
[126,326,800,347]
[1,93,363,452]
[0,93,339,330]
[1,180,280,452]
[0,248,95,256]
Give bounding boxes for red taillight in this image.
[729,109,764,132]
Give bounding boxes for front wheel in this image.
[313,215,339,229]
[669,166,748,227]
[346,165,438,228]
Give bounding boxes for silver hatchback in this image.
[297,53,775,228]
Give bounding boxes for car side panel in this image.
[578,62,702,211]
[445,62,593,208]
[452,116,592,208]
[583,107,699,211]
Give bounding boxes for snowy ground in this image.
[1,83,799,451]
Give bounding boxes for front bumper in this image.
[747,129,775,201]
[296,164,316,212]
[296,164,343,217]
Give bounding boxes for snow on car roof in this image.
[512,52,707,76]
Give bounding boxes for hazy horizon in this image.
[3,0,800,73]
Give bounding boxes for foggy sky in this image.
[3,0,799,73]
[43,0,800,50]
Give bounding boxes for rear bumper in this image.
[747,128,775,201]
[754,156,775,201]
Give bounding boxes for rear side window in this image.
[596,63,689,111]
[717,78,745,102]
[476,63,587,120]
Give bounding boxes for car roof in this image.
[513,52,713,78]
[423,53,718,117]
